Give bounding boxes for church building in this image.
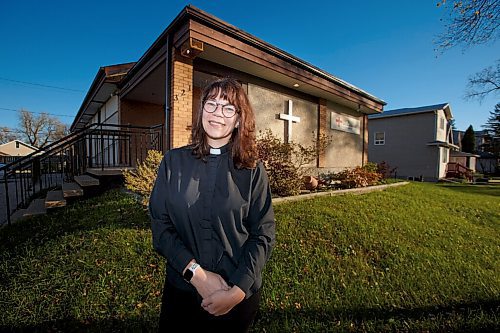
[70,5,385,173]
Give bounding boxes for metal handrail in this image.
[1,123,164,226]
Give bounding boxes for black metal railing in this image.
[1,123,164,226]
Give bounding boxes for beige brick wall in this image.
[170,50,194,148]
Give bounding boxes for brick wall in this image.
[170,50,194,148]
[120,100,164,127]
[318,98,327,167]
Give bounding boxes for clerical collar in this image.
[209,143,231,155]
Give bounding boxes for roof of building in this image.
[368,103,451,120]
[70,62,136,131]
[71,5,387,132]
[450,151,480,158]
[0,140,39,151]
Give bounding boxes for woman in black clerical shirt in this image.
[149,78,276,332]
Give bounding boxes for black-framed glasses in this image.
[203,100,238,118]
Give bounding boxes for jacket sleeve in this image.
[149,155,194,274]
[229,162,276,295]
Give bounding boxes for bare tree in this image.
[436,0,500,51]
[17,110,68,148]
[437,0,500,101]
[464,60,500,101]
[0,127,17,144]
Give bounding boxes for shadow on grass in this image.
[254,299,500,332]
[438,184,500,197]
[1,300,498,333]
[0,190,150,258]
[0,316,157,333]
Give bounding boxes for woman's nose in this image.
[213,104,224,117]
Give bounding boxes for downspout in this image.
[164,34,172,152]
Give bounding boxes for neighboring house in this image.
[449,151,479,172]
[452,129,489,152]
[476,151,498,174]
[0,140,39,164]
[452,129,497,173]
[368,103,458,181]
[70,5,385,173]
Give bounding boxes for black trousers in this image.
[158,279,261,333]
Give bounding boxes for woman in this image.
[149,78,276,332]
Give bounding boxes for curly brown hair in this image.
[191,78,258,169]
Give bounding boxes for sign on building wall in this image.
[330,111,361,135]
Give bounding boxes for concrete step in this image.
[86,167,134,177]
[11,199,47,223]
[45,190,66,209]
[62,182,84,198]
[74,175,99,187]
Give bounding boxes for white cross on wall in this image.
[279,100,300,143]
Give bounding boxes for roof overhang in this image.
[120,5,385,115]
[427,140,459,150]
[70,63,135,131]
[450,151,480,158]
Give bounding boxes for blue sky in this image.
[0,0,498,132]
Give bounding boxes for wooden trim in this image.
[188,20,383,112]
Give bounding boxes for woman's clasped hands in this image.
[189,266,245,316]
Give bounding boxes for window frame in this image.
[374,132,385,145]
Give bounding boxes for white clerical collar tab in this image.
[210,148,221,155]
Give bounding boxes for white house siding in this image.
[437,146,449,179]
[89,95,120,166]
[435,109,448,142]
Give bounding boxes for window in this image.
[442,147,448,163]
[15,141,20,149]
[439,117,445,130]
[374,132,385,145]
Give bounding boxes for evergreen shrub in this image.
[123,150,164,205]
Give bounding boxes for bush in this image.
[377,161,397,179]
[320,165,382,189]
[256,129,330,197]
[123,150,164,205]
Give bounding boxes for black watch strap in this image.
[183,263,200,282]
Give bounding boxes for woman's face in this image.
[202,92,240,148]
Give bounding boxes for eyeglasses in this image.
[203,100,238,118]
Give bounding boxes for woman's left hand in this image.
[201,285,246,316]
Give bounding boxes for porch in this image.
[445,162,474,182]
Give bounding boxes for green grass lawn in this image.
[0,183,498,332]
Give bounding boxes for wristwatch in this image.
[183,262,200,282]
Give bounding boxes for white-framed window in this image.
[442,147,448,163]
[374,132,385,145]
[439,117,445,130]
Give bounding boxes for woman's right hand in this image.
[191,268,230,299]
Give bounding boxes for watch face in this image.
[184,269,194,281]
